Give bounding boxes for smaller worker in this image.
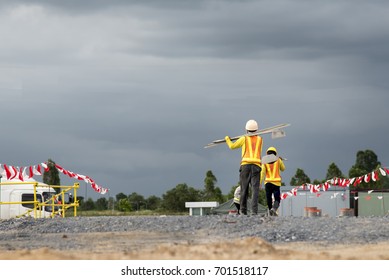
[261,146,285,216]
[233,185,241,215]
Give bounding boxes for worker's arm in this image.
[225,136,245,149]
[279,159,286,172]
[260,164,266,185]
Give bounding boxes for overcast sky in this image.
[1,0,388,200]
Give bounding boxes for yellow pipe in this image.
[33,182,38,219]
[1,181,80,219]
[74,183,79,217]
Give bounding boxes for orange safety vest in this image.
[241,136,262,165]
[265,160,282,183]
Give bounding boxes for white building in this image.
[279,186,350,217]
[185,201,219,216]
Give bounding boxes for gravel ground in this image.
[1,215,389,251]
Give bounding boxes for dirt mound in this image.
[1,232,389,260]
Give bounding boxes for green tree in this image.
[290,168,311,186]
[258,189,266,206]
[117,198,132,212]
[107,197,115,211]
[348,150,383,189]
[42,159,61,193]
[146,195,161,210]
[80,198,95,211]
[326,162,344,180]
[128,192,145,211]
[161,183,201,212]
[95,197,108,211]
[115,192,127,202]
[202,170,224,203]
[211,187,224,203]
[352,150,380,172]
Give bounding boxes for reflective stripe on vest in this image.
[241,136,262,164]
[265,160,282,183]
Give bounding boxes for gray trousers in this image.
[239,164,261,215]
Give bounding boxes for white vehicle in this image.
[0,177,61,219]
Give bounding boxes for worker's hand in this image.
[224,136,230,141]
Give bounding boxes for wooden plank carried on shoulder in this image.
[204,123,290,148]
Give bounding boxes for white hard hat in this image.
[245,120,258,131]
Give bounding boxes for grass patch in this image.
[74,209,188,217]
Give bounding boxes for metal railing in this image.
[0,181,79,219]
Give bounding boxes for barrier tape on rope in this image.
[0,162,108,194]
[281,167,389,201]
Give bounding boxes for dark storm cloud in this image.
[1,0,389,199]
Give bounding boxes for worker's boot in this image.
[270,201,279,216]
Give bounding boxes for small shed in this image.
[185,201,219,216]
[356,190,389,216]
[279,186,350,217]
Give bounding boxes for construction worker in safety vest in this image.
[260,146,285,216]
[233,185,241,215]
[225,120,263,215]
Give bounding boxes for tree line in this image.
[43,149,389,213]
